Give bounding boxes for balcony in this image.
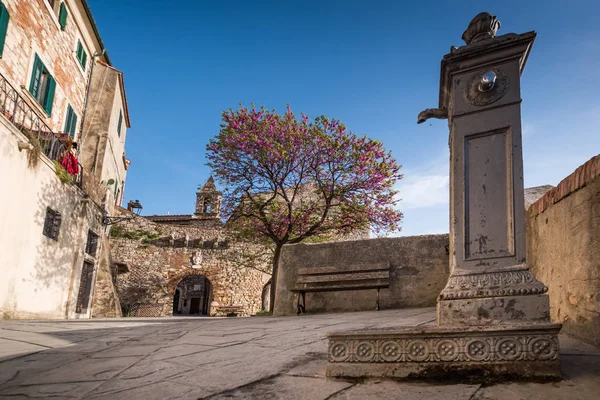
[0,71,82,187]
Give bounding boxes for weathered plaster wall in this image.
[108,211,270,317]
[526,155,600,347]
[0,118,104,319]
[80,61,129,212]
[273,234,449,316]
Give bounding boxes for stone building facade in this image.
[102,178,271,318]
[0,0,131,319]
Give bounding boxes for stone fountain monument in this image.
[326,13,562,379]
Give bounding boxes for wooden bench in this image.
[290,263,390,315]
[215,305,244,317]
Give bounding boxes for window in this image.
[47,0,56,9]
[42,207,61,240]
[0,2,10,57]
[117,110,123,137]
[76,40,87,71]
[58,2,67,31]
[64,104,77,138]
[29,54,56,115]
[85,230,98,257]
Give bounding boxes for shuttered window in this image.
[64,104,77,138]
[117,110,123,137]
[0,2,10,57]
[76,40,87,71]
[85,230,99,257]
[28,54,56,115]
[58,2,67,30]
[42,207,61,240]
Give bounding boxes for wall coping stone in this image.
[530,154,600,216]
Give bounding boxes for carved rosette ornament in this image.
[328,334,558,364]
[439,270,548,300]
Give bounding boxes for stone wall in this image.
[90,236,122,318]
[108,210,270,317]
[273,234,449,316]
[526,154,600,347]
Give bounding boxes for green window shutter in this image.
[29,54,43,98]
[71,111,78,138]
[0,2,10,57]
[80,49,87,71]
[64,104,77,137]
[43,75,56,115]
[117,111,122,136]
[114,178,118,198]
[58,2,67,31]
[76,40,87,71]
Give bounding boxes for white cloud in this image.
[396,155,449,210]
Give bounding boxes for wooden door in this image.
[190,297,201,314]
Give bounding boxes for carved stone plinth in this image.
[326,14,561,380]
[327,324,561,379]
[437,270,552,326]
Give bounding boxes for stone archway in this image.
[172,275,212,316]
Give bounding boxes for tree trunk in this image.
[268,244,283,313]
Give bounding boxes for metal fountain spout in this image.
[416,107,448,124]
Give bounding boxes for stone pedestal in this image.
[326,14,561,380]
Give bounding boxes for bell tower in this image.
[195,176,221,219]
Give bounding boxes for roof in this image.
[81,0,111,65]
[198,176,218,193]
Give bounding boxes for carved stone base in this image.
[437,294,551,326]
[438,270,548,301]
[326,323,561,380]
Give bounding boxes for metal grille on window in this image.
[42,207,61,240]
[85,230,98,257]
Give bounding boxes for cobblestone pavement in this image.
[0,308,599,399]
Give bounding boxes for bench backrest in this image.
[293,262,390,292]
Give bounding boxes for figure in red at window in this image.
[60,137,79,176]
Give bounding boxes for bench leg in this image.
[376,288,380,311]
[296,292,306,315]
[302,292,306,314]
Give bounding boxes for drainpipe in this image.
[77,50,105,159]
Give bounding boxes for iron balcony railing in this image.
[0,72,83,187]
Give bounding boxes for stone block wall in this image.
[90,236,122,318]
[273,234,449,316]
[107,210,270,317]
[526,154,600,347]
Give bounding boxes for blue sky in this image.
[89,0,600,236]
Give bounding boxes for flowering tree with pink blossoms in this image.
[207,105,403,312]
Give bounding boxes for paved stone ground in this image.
[0,308,599,399]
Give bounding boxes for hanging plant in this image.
[21,128,42,169]
[53,160,72,184]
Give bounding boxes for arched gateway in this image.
[172,275,212,315]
